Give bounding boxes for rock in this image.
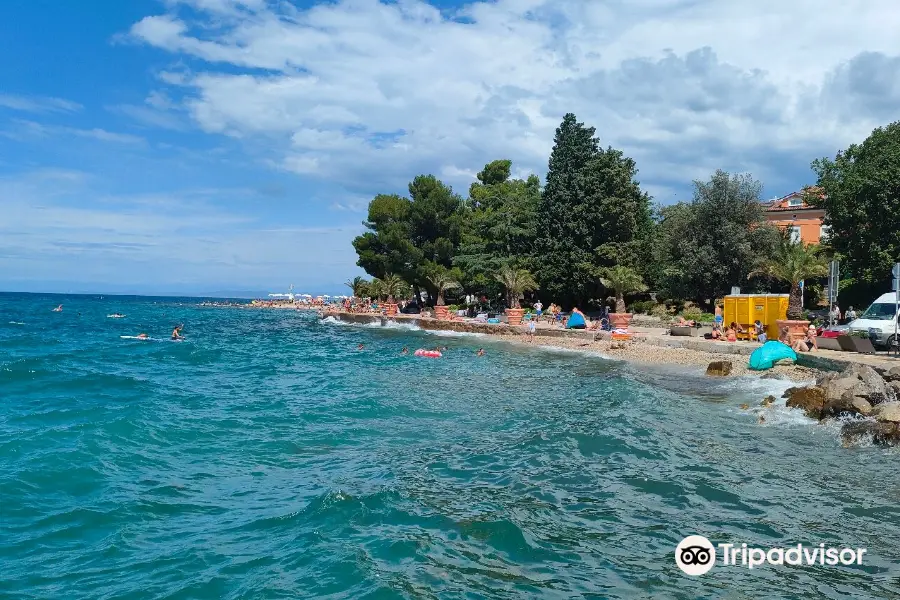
[761,395,775,407]
[821,390,869,419]
[839,364,888,397]
[706,361,733,377]
[867,392,890,406]
[887,366,900,382]
[849,395,873,416]
[784,386,827,419]
[824,377,863,403]
[818,366,888,414]
[841,421,900,446]
[871,401,900,423]
[888,381,900,400]
[816,372,837,387]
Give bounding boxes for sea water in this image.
[1,293,898,599]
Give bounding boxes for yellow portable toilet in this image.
[723,294,788,340]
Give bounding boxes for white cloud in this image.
[0,93,82,114]
[127,0,900,197]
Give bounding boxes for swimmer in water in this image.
[357,343,364,350]
[400,346,409,355]
[171,324,184,340]
[476,348,485,357]
[137,333,149,339]
[52,304,63,312]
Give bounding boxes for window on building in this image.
[820,224,831,240]
[789,226,801,242]
[788,196,803,207]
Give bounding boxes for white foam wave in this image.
[743,397,818,428]
[717,374,811,401]
[8,321,25,325]
[365,320,420,331]
[321,315,421,331]
[424,329,485,338]
[534,344,611,359]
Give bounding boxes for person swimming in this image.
[171,324,184,340]
[476,348,485,357]
[357,343,365,350]
[137,333,149,340]
[400,346,409,355]
[52,304,63,312]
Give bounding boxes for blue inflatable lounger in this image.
[749,341,797,371]
[566,312,586,329]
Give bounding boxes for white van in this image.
[848,292,899,348]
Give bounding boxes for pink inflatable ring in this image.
[414,349,442,358]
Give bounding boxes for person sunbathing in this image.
[711,324,723,340]
[725,323,738,342]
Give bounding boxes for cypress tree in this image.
[536,113,651,308]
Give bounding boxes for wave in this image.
[534,344,611,359]
[424,329,485,338]
[8,321,25,325]
[321,316,421,331]
[715,373,809,401]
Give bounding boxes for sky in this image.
[1,0,898,296]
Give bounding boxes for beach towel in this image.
[748,341,797,371]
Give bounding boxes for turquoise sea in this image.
[1,293,898,599]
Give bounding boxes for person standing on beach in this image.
[526,319,536,343]
[534,300,543,320]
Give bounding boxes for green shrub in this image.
[447,304,461,311]
[699,312,715,323]
[629,300,656,315]
[651,303,674,320]
[682,306,703,321]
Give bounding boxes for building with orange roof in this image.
[761,187,827,244]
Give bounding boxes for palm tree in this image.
[427,272,461,306]
[495,266,539,309]
[600,266,647,313]
[750,238,828,319]
[368,278,385,300]
[381,273,409,304]
[345,276,368,298]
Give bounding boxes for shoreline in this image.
[318,309,823,383]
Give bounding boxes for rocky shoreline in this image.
[784,364,900,445]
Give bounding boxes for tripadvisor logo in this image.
[675,536,867,575]
[675,535,716,576]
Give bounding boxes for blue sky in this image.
[2,0,898,295]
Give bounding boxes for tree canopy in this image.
[536,113,652,308]
[649,170,782,307]
[350,112,899,316]
[811,121,900,298]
